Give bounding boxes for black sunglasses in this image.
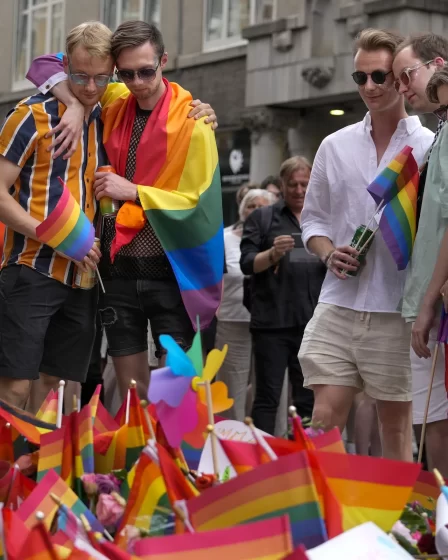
[434,104,448,121]
[352,70,393,86]
[116,59,161,83]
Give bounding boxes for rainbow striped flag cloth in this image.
[312,451,421,532]
[133,516,293,560]
[116,447,174,545]
[367,145,418,206]
[188,450,327,549]
[73,405,95,496]
[37,416,74,487]
[125,388,146,470]
[36,390,58,425]
[0,421,14,463]
[17,469,104,534]
[36,177,95,262]
[409,469,445,511]
[94,425,127,474]
[0,400,54,445]
[367,146,420,270]
[103,79,223,329]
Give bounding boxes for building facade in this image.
[0,0,444,224]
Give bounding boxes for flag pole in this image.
[352,200,385,251]
[56,380,65,429]
[125,379,136,425]
[418,344,440,464]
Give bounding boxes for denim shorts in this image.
[99,277,194,359]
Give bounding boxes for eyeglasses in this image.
[394,60,435,92]
[434,104,448,121]
[68,62,111,87]
[115,60,161,83]
[352,70,393,86]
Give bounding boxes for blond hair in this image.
[239,189,275,222]
[66,21,112,59]
[279,156,312,185]
[353,28,404,56]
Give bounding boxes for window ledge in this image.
[177,43,247,69]
[242,15,307,40]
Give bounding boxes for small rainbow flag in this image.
[94,425,127,474]
[377,169,420,270]
[312,451,421,533]
[410,469,446,511]
[367,145,418,206]
[36,390,58,425]
[0,400,54,445]
[188,450,327,549]
[36,177,95,262]
[133,516,293,560]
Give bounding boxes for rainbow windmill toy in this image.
[36,177,95,262]
[148,323,233,448]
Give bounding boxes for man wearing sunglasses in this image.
[298,28,434,462]
[392,34,448,474]
[27,20,221,403]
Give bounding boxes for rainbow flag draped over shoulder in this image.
[102,79,223,329]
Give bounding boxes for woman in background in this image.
[216,189,275,420]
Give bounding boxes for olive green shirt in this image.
[402,123,448,321]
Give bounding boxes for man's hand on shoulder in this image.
[94,172,137,202]
[188,99,218,130]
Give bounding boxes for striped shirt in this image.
[0,92,108,286]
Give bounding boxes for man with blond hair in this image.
[299,28,433,461]
[0,21,110,410]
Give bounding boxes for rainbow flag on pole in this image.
[36,177,95,262]
[103,79,223,329]
[133,516,293,560]
[367,145,418,205]
[188,450,327,549]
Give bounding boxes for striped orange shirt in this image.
[0,92,108,286]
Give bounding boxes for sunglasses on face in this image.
[115,59,161,83]
[68,62,111,87]
[394,59,435,92]
[434,104,448,121]
[352,70,393,86]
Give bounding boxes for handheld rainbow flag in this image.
[377,169,420,270]
[367,145,418,206]
[36,177,95,262]
[188,450,327,549]
[103,79,223,329]
[133,516,293,560]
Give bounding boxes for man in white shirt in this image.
[298,28,434,461]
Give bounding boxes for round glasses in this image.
[352,70,392,86]
[68,68,111,87]
[116,60,161,84]
[394,60,435,92]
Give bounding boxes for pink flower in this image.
[391,521,418,546]
[96,492,125,527]
[81,473,98,496]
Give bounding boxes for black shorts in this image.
[99,277,194,359]
[0,265,98,382]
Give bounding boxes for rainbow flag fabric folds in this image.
[36,177,95,262]
[133,516,293,560]
[102,79,223,329]
[367,145,418,205]
[188,450,327,549]
[313,451,421,533]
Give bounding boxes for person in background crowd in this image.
[394,34,448,474]
[216,189,275,421]
[225,182,259,233]
[261,175,283,201]
[240,156,324,434]
[299,29,433,461]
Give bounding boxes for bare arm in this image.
[0,156,40,238]
[253,236,295,273]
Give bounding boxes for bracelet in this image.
[323,249,335,268]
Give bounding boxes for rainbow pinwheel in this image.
[148,331,233,448]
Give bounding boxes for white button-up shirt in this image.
[301,113,434,313]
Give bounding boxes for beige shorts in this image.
[298,303,412,401]
[411,326,448,424]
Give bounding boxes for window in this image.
[103,0,161,31]
[204,0,276,50]
[14,0,64,90]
